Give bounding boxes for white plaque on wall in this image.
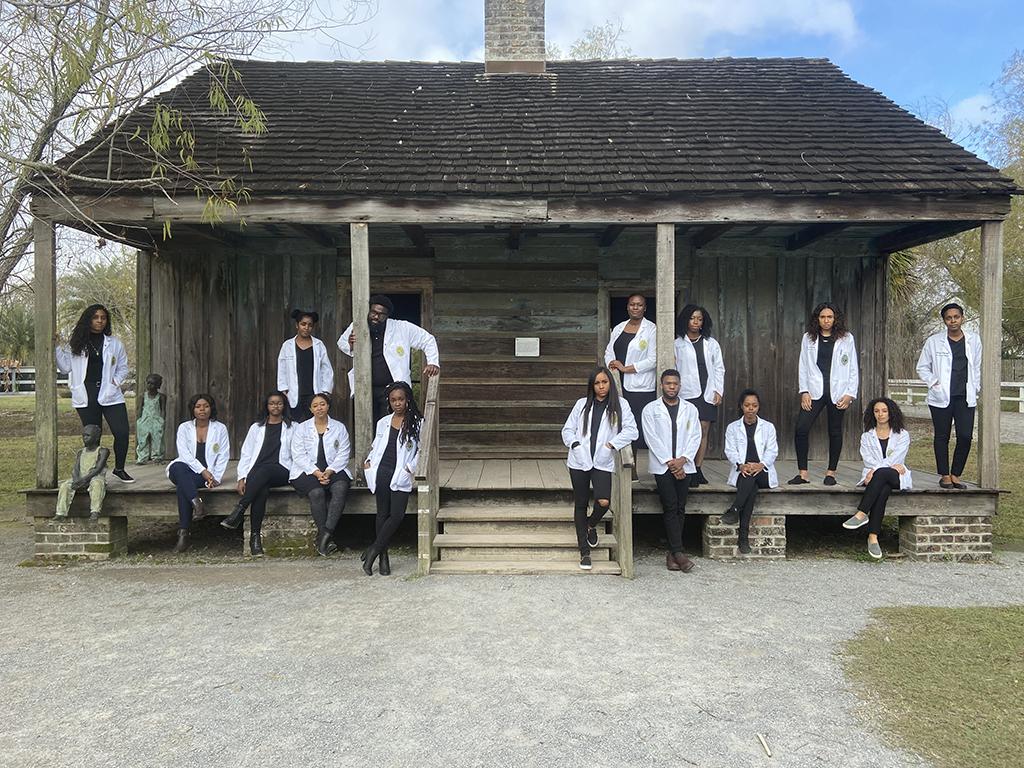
[515,337,541,357]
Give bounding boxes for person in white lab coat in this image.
[674,304,726,486]
[289,393,353,557]
[915,302,981,489]
[166,394,230,553]
[641,369,702,572]
[788,302,859,486]
[720,389,780,555]
[277,309,334,422]
[842,398,913,560]
[56,304,134,483]
[561,367,638,570]
[605,294,657,449]
[337,294,439,423]
[361,382,422,576]
[220,391,295,556]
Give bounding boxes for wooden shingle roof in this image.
[61,57,1016,199]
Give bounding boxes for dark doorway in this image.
[609,294,657,326]
[384,292,422,325]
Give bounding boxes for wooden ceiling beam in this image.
[690,224,735,249]
[786,223,848,251]
[597,224,626,248]
[288,223,336,248]
[875,221,979,254]
[401,224,431,255]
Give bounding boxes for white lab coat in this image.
[364,414,421,493]
[166,420,231,484]
[338,319,439,389]
[724,417,780,488]
[276,337,335,408]
[674,335,726,404]
[289,417,353,480]
[561,397,639,473]
[915,330,982,408]
[56,336,129,409]
[642,398,702,476]
[798,333,859,404]
[604,318,657,393]
[859,428,913,490]
[236,421,295,481]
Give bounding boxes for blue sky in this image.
[299,1,1021,161]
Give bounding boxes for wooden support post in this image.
[979,220,1004,489]
[655,223,676,384]
[596,284,610,364]
[350,223,372,480]
[135,250,153,416]
[33,218,58,488]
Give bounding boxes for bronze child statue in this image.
[136,372,167,464]
[57,424,110,523]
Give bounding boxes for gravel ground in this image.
[1,521,1021,768]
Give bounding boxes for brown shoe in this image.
[666,551,681,571]
[674,552,695,573]
[191,496,206,520]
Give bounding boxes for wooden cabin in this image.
[28,2,1016,571]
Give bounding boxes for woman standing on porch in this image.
[674,304,725,486]
[605,294,657,449]
[843,398,912,559]
[362,381,421,576]
[561,367,638,571]
[277,309,334,422]
[166,394,230,553]
[788,302,858,485]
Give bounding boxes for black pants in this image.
[168,462,205,528]
[929,397,975,477]
[238,464,290,534]
[859,468,901,534]
[292,473,351,536]
[569,468,612,556]
[654,471,690,554]
[370,470,411,552]
[732,471,770,540]
[794,396,844,471]
[622,389,656,450]
[77,383,130,470]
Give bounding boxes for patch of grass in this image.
[843,606,1024,768]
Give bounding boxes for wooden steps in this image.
[431,560,622,575]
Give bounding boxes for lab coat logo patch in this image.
[334,439,340,449]
[841,354,849,366]
[396,346,405,357]
[212,443,221,453]
[639,340,648,351]
[110,355,116,366]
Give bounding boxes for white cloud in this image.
[950,92,995,126]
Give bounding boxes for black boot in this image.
[316,530,333,557]
[250,532,264,557]
[173,528,190,554]
[221,504,245,530]
[379,549,391,575]
[362,546,380,576]
[694,466,708,486]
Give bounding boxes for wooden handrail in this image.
[608,368,635,577]
[415,373,440,481]
[416,373,441,575]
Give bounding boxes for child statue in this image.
[136,373,167,464]
[57,424,110,522]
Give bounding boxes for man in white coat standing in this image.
[916,302,981,489]
[338,295,440,422]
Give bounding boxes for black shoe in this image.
[379,550,391,575]
[738,539,752,555]
[823,475,838,486]
[173,528,190,554]
[220,505,245,530]
[787,475,810,485]
[579,555,593,571]
[720,507,740,526]
[112,468,135,483]
[952,481,968,490]
[586,526,599,548]
[316,531,333,557]
[250,533,264,557]
[938,479,954,489]
[362,547,379,575]
[694,466,708,486]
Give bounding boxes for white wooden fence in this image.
[0,367,134,394]
[888,378,1024,412]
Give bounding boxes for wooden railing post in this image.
[33,218,58,488]
[613,444,635,578]
[416,374,441,575]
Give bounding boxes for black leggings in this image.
[794,396,844,471]
[77,383,130,470]
[292,472,351,536]
[929,397,975,477]
[569,468,612,556]
[238,464,290,534]
[622,389,656,450]
[732,471,770,539]
[858,467,901,534]
[369,471,411,552]
[654,472,690,553]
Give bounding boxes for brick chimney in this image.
[484,0,545,74]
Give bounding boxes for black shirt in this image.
[613,330,635,383]
[254,422,283,467]
[691,336,708,393]
[744,419,760,464]
[315,431,328,472]
[378,426,400,478]
[195,442,207,469]
[370,321,394,388]
[85,333,105,385]
[948,335,968,398]
[817,335,835,398]
[590,399,609,459]
[296,343,314,396]
[666,400,679,456]
[878,436,889,458]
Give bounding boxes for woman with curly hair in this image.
[361,381,422,575]
[277,308,334,422]
[674,303,725,486]
[788,302,859,486]
[843,398,912,559]
[56,304,134,482]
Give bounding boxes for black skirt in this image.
[687,395,719,423]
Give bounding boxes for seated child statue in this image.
[57,425,110,522]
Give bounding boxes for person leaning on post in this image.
[641,369,701,572]
[605,293,657,451]
[337,294,439,423]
